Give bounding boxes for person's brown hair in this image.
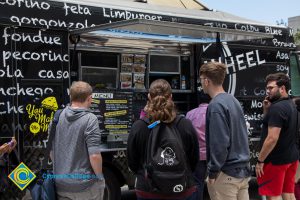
[145,79,176,123]
[199,62,227,85]
[70,81,92,103]
[265,73,290,91]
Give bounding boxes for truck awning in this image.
[70,19,273,44]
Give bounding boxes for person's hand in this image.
[208,178,215,184]
[7,137,17,153]
[0,143,9,155]
[255,163,264,177]
[263,96,271,114]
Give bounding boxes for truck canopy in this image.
[70,18,273,45]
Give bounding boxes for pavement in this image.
[121,178,262,200]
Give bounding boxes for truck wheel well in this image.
[103,162,126,187]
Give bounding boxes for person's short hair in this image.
[265,73,290,91]
[70,81,92,103]
[199,62,227,85]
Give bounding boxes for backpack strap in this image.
[42,109,63,169]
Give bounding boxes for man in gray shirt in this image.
[50,81,105,200]
[200,62,250,200]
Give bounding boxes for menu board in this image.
[120,54,146,89]
[91,91,133,136]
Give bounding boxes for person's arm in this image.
[0,143,9,155]
[89,153,103,179]
[7,137,17,153]
[127,121,143,173]
[189,127,200,171]
[255,126,280,177]
[207,112,230,184]
[85,115,104,180]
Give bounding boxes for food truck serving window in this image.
[80,51,119,89]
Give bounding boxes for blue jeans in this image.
[193,160,207,200]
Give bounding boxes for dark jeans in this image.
[193,160,207,200]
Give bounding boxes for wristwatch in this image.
[257,158,264,164]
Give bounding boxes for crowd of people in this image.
[128,62,300,200]
[44,63,300,200]
[1,62,299,200]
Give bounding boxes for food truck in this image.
[0,0,299,199]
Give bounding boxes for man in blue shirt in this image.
[200,62,251,200]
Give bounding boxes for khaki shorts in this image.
[207,172,250,200]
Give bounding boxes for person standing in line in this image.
[50,81,105,200]
[127,79,199,200]
[186,92,211,200]
[256,73,299,200]
[199,62,251,200]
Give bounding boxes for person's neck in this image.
[280,93,289,98]
[71,102,88,109]
[209,86,225,99]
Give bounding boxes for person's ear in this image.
[148,93,151,100]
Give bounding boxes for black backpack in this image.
[141,115,192,194]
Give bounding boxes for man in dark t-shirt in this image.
[256,73,299,199]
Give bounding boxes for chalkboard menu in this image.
[91,91,133,147]
[201,43,291,97]
[249,137,261,175]
[0,26,69,149]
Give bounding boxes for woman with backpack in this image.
[127,79,199,200]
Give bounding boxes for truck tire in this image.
[103,168,121,200]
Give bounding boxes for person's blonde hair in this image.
[70,81,92,103]
[199,62,227,85]
[145,79,176,123]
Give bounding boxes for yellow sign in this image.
[105,100,127,104]
[105,124,128,129]
[92,99,100,104]
[41,96,58,111]
[8,162,36,191]
[104,110,127,117]
[29,122,41,135]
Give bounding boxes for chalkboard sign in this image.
[0,25,69,181]
[239,98,264,136]
[91,91,133,135]
[201,43,290,97]
[249,137,261,175]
